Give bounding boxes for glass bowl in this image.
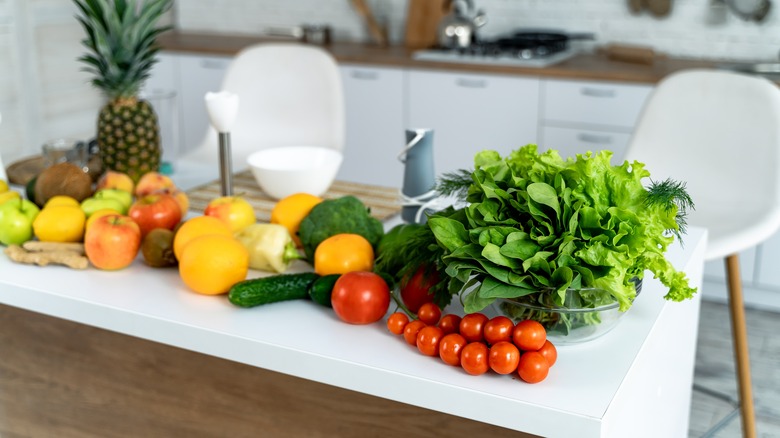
[493,279,642,345]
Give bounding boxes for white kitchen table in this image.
[0,225,707,437]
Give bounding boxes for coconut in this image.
[34,162,93,206]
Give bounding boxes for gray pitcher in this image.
[400,129,436,223]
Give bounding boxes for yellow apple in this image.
[96,170,135,193]
[204,196,256,232]
[135,171,175,197]
[0,190,21,206]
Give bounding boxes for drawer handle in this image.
[350,70,379,80]
[455,78,487,88]
[577,133,613,145]
[580,87,616,98]
[200,59,227,69]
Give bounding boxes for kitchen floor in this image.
[689,300,780,437]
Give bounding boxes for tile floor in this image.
[689,300,780,437]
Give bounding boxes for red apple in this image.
[128,193,182,237]
[153,187,189,216]
[204,196,256,232]
[134,171,176,197]
[84,214,142,270]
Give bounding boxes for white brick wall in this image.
[176,0,780,61]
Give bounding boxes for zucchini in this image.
[308,274,340,307]
[228,272,319,308]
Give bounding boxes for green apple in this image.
[80,197,125,217]
[0,198,40,245]
[94,188,133,213]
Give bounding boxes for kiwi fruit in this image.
[34,162,93,206]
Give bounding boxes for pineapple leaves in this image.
[73,0,172,98]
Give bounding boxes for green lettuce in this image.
[428,144,697,314]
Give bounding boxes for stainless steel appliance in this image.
[415,31,594,68]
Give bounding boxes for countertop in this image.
[158,31,720,85]
[0,223,707,437]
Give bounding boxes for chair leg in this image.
[725,254,757,438]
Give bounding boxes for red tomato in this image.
[512,320,547,351]
[417,302,441,326]
[537,340,558,367]
[403,320,427,346]
[128,193,182,237]
[439,333,467,366]
[459,313,488,343]
[517,351,550,384]
[438,314,462,335]
[461,342,489,376]
[483,316,515,345]
[488,341,521,375]
[400,266,438,313]
[386,312,409,335]
[330,271,391,325]
[416,326,444,357]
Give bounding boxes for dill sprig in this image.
[646,178,695,241]
[435,169,473,199]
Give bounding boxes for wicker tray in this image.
[185,171,401,222]
[6,155,103,185]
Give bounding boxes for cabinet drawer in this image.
[542,79,653,129]
[540,126,631,162]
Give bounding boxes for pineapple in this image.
[74,0,173,183]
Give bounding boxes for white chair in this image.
[178,43,345,176]
[624,69,780,438]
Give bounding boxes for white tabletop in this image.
[0,226,707,438]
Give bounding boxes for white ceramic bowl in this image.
[247,146,343,199]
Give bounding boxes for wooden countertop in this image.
[158,31,719,85]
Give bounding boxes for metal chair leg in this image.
[725,254,757,438]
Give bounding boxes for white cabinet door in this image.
[339,65,406,188]
[541,79,653,130]
[408,70,540,177]
[177,54,232,156]
[540,126,632,162]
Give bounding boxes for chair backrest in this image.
[624,69,780,257]
[180,43,345,171]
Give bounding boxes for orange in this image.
[173,215,233,260]
[313,233,374,276]
[270,193,322,247]
[178,234,249,295]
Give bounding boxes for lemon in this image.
[0,179,8,193]
[44,195,81,208]
[33,205,86,242]
[0,190,21,206]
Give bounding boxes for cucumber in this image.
[228,272,319,308]
[308,274,340,307]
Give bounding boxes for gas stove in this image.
[413,31,590,68]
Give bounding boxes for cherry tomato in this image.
[386,312,409,335]
[460,342,489,376]
[517,351,550,384]
[537,340,558,367]
[512,319,547,351]
[417,302,442,326]
[438,314,462,335]
[459,313,488,343]
[331,271,390,325]
[416,326,444,357]
[488,341,521,375]
[403,320,427,346]
[439,333,467,366]
[400,266,439,313]
[483,316,515,345]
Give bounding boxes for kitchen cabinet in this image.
[176,54,232,156]
[407,70,540,177]
[539,79,653,161]
[338,65,406,188]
